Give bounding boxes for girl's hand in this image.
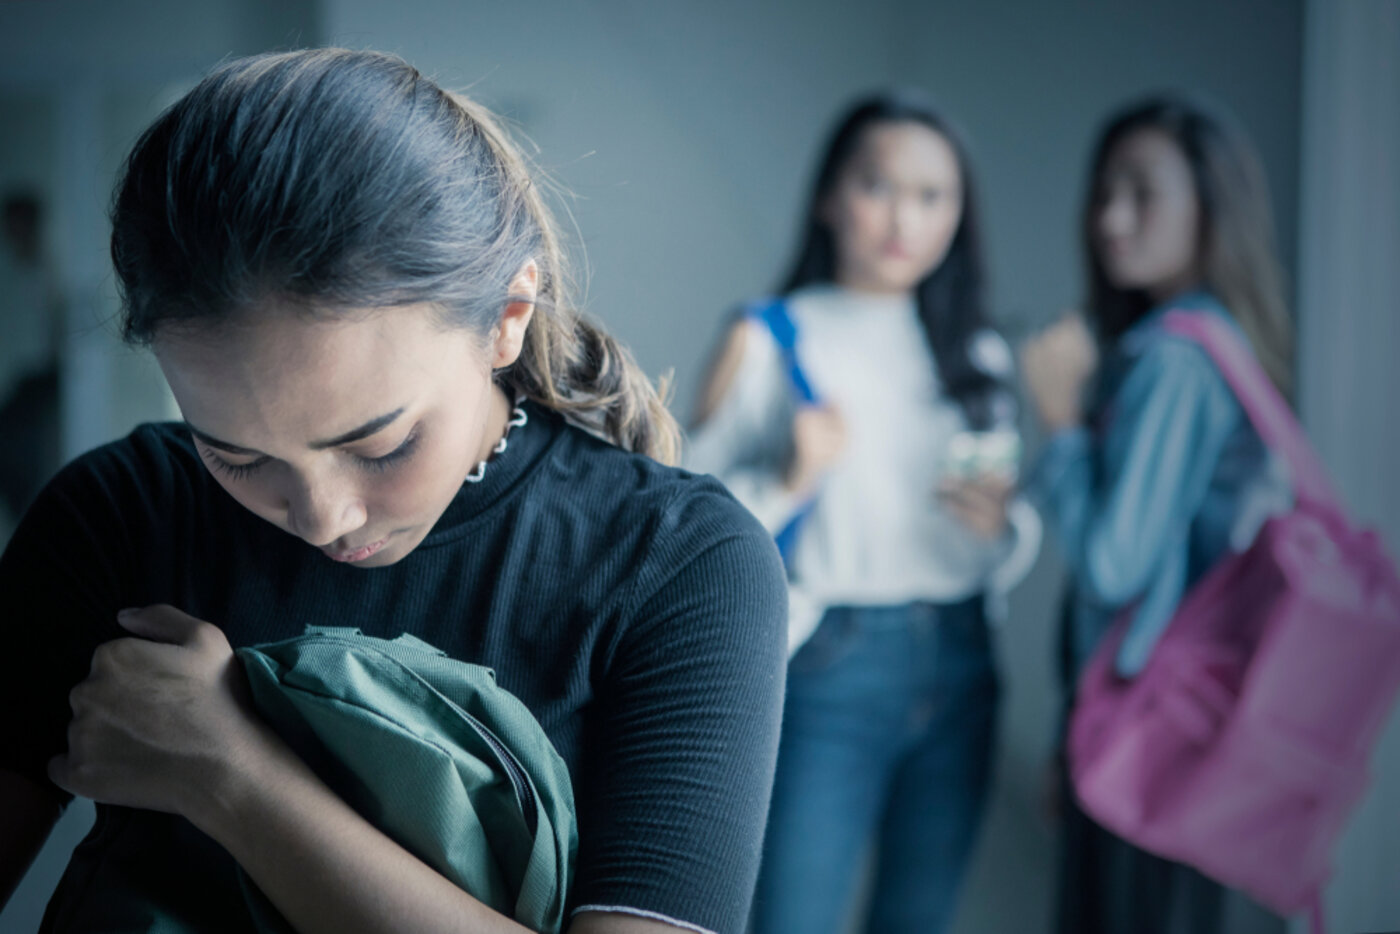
[1020,313,1099,431]
[48,606,267,820]
[784,403,847,496]
[937,473,1014,541]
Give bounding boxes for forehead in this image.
[1105,128,1194,183]
[154,304,477,446]
[848,121,960,184]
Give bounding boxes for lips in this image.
[324,536,390,563]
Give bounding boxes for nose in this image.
[892,194,919,239]
[1097,192,1134,241]
[284,472,368,547]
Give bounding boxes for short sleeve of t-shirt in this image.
[566,481,787,934]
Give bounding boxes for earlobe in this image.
[491,305,535,369]
[492,260,539,369]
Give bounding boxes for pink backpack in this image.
[1068,310,1400,930]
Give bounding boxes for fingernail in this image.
[117,607,138,620]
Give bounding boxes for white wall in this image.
[326,0,902,420]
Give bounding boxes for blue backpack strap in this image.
[743,298,819,567]
[747,298,819,405]
[772,504,810,568]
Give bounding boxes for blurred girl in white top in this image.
[686,90,1041,934]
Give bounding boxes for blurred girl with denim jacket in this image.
[1021,95,1296,934]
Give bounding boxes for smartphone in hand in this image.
[942,429,1021,482]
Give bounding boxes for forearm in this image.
[189,725,531,934]
[988,497,1043,595]
[1028,426,1094,557]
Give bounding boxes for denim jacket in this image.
[1030,292,1292,678]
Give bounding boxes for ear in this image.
[490,259,539,369]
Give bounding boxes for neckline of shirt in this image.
[792,282,918,316]
[1120,290,1232,354]
[416,398,565,548]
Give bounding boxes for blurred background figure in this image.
[1,2,1395,933]
[685,91,1041,933]
[1020,94,1294,934]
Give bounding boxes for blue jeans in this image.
[751,598,999,934]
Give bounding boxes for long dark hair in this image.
[1083,94,1294,396]
[780,90,1006,428]
[110,48,679,463]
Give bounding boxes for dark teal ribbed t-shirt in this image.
[0,401,788,934]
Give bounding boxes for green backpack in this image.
[234,627,577,933]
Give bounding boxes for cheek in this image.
[836,194,888,243]
[1145,201,1199,268]
[910,203,962,264]
[364,436,471,524]
[377,457,454,517]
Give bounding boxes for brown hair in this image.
[112,48,679,463]
[1083,94,1294,397]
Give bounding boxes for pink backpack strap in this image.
[1161,310,1339,513]
[1308,893,1327,934]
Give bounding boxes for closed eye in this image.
[354,425,421,473]
[200,447,269,481]
[196,424,421,481]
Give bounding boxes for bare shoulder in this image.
[691,316,766,428]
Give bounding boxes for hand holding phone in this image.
[937,430,1020,540]
[941,429,1021,483]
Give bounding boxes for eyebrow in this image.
[186,407,406,456]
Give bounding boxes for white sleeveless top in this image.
[685,284,1041,635]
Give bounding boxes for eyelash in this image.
[205,453,268,481]
[358,427,421,473]
[202,426,421,480]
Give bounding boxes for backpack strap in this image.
[744,297,818,566]
[1162,310,1338,512]
[1308,892,1327,934]
[748,298,820,405]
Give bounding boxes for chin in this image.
[357,531,427,567]
[319,528,423,568]
[1101,264,1147,291]
[864,266,923,294]
[1103,257,1176,293]
[352,551,404,568]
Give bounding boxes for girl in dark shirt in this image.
[0,48,786,934]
